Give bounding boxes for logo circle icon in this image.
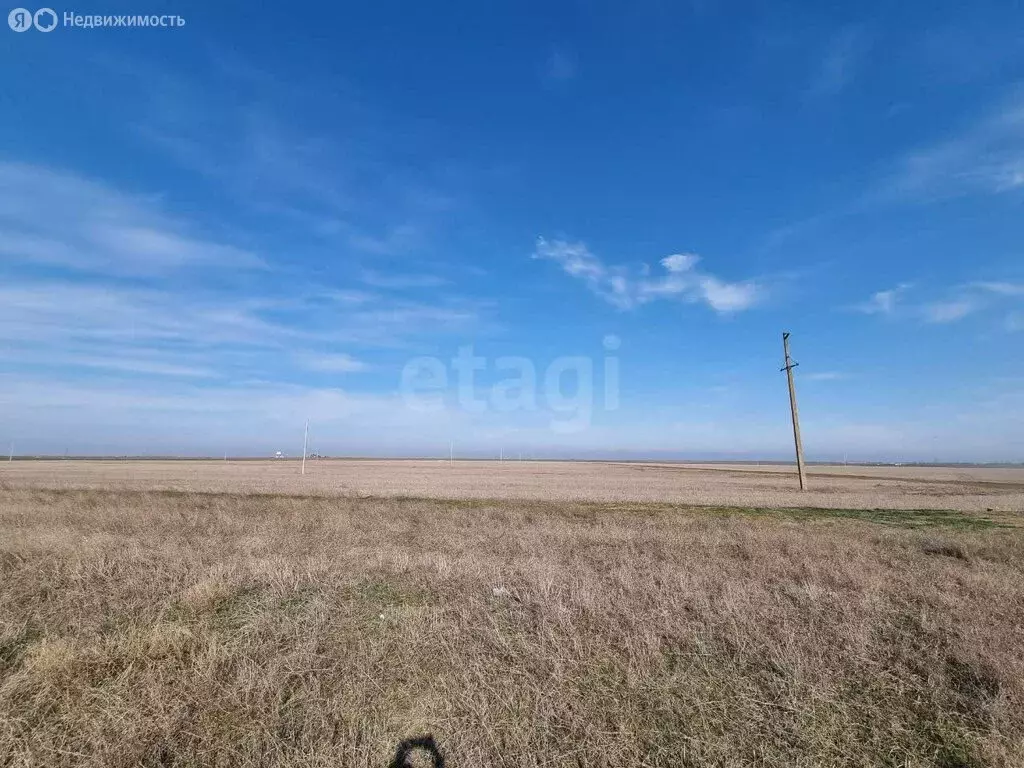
[8,7,33,31]
[33,7,57,31]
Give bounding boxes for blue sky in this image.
[2,0,1022,461]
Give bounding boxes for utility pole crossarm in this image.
[782,332,808,491]
[780,333,799,373]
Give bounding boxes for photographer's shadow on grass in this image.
[389,735,444,768]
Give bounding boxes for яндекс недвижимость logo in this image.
[8,7,57,30]
[7,7,57,30]
[8,8,184,30]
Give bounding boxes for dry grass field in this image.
[3,459,1024,512]
[1,463,1023,766]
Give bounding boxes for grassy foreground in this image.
[0,489,1022,767]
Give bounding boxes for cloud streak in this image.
[532,238,761,313]
[883,93,1024,201]
[809,25,869,96]
[134,64,459,260]
[0,162,262,277]
[295,353,371,373]
[805,371,846,381]
[853,284,912,315]
[0,158,487,402]
[542,49,578,85]
[855,279,1023,326]
[361,270,449,290]
[922,299,980,324]
[971,281,1024,297]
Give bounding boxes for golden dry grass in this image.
[1,484,1023,767]
[3,459,1024,512]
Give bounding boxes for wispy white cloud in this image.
[532,238,632,308]
[8,348,218,379]
[0,277,482,364]
[883,94,1024,201]
[0,372,459,454]
[532,238,761,313]
[134,65,458,259]
[361,270,449,290]
[0,281,293,349]
[542,49,578,85]
[853,284,911,315]
[296,353,370,373]
[348,301,481,332]
[805,371,846,381]
[694,276,760,313]
[0,150,486,386]
[922,298,980,323]
[971,281,1024,297]
[856,278,1023,327]
[0,162,262,276]
[920,279,1024,324]
[324,289,378,305]
[344,224,426,257]
[809,25,869,96]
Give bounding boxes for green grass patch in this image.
[349,578,430,608]
[0,625,42,674]
[721,505,1005,530]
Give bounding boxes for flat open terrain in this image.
[1,464,1023,766]
[3,459,1024,512]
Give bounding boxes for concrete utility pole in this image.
[781,332,808,490]
[301,419,309,476]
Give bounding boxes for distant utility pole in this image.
[781,332,808,490]
[449,440,454,466]
[8,442,12,462]
[301,419,309,476]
